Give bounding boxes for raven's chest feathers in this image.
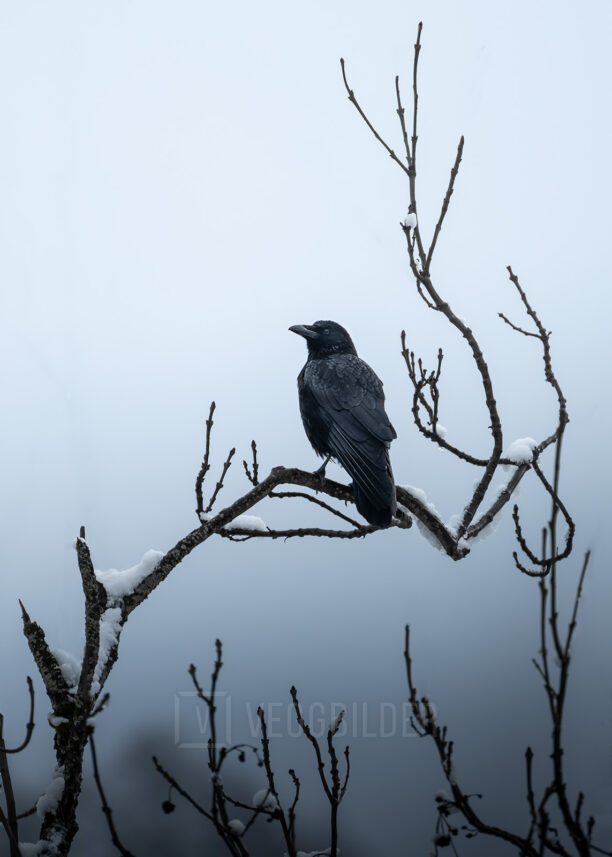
[297,367,330,457]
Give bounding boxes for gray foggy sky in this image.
[0,1,611,854]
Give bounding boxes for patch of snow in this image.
[226,515,267,533]
[47,715,68,729]
[432,423,447,439]
[457,537,470,554]
[95,549,163,598]
[227,819,245,835]
[20,844,47,857]
[403,211,418,229]
[19,833,62,857]
[36,768,65,818]
[400,485,441,517]
[50,649,80,693]
[446,513,462,538]
[252,788,278,809]
[399,485,446,552]
[91,607,122,697]
[503,437,537,467]
[445,517,471,555]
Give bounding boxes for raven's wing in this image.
[304,354,396,510]
[304,354,396,442]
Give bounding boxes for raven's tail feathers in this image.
[352,480,396,528]
[327,423,397,528]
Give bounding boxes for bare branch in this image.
[257,707,296,856]
[90,733,136,857]
[289,688,332,804]
[152,756,214,822]
[2,677,35,755]
[401,333,492,467]
[498,312,540,339]
[205,448,236,514]
[564,550,590,658]
[0,716,21,857]
[195,401,216,518]
[467,465,527,540]
[505,266,569,454]
[242,440,259,486]
[340,59,411,178]
[425,136,464,272]
[404,625,544,856]
[394,75,411,167]
[269,489,364,528]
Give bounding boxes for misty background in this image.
[0,0,610,853]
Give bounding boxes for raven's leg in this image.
[314,454,332,484]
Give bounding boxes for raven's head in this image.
[289,320,357,357]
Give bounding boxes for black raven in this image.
[289,320,397,527]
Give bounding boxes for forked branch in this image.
[341,22,571,559]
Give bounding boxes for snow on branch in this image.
[95,550,164,599]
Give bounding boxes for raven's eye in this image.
[323,328,330,335]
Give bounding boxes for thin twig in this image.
[425,137,464,272]
[205,448,236,513]
[152,756,214,821]
[270,489,364,527]
[340,59,411,178]
[2,677,35,754]
[90,732,136,857]
[196,402,216,517]
[0,715,20,857]
[243,440,259,486]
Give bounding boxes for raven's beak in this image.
[289,324,317,340]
